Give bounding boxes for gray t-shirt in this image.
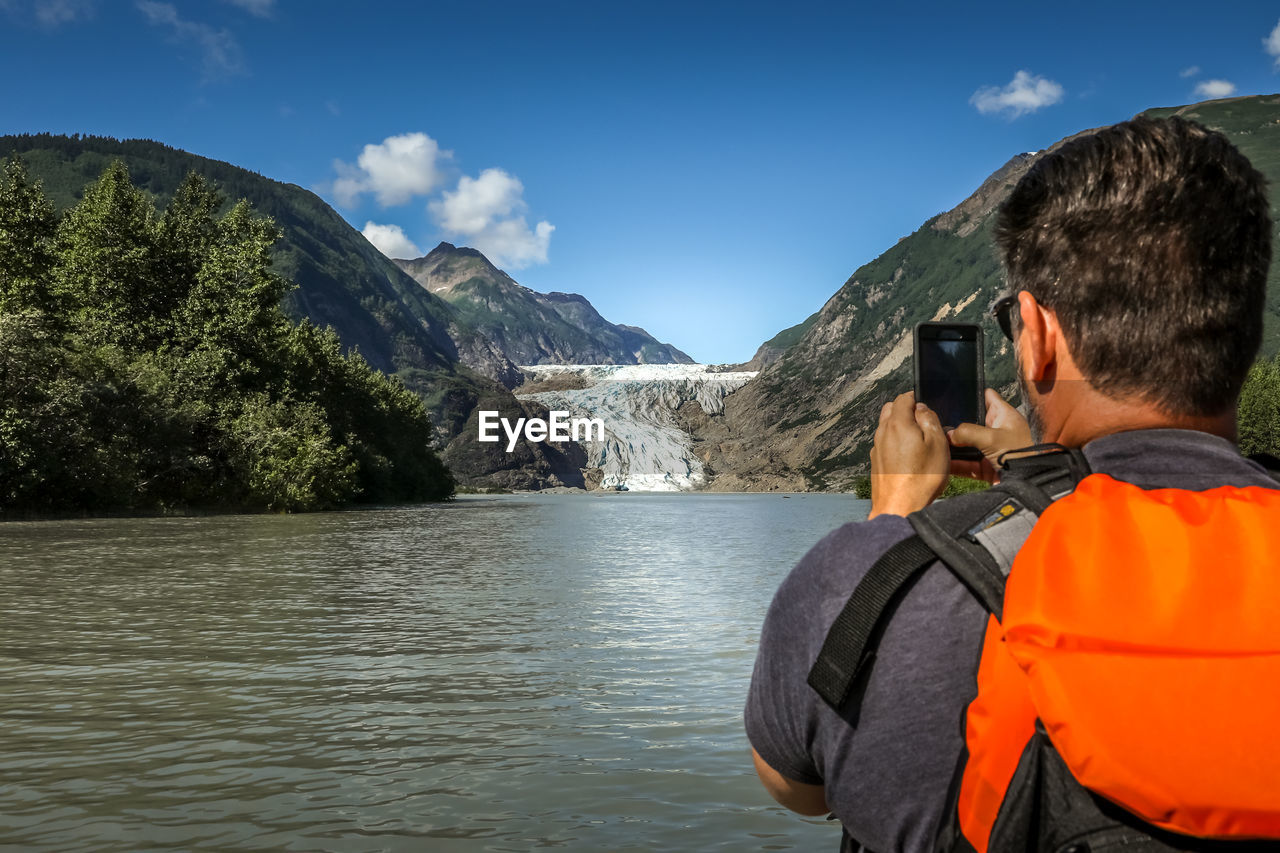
[744,429,1278,853]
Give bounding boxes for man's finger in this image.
[874,401,893,448]
[984,388,1020,427]
[887,391,919,429]
[916,403,952,467]
[950,421,994,451]
[885,394,926,440]
[980,387,1033,445]
[914,402,943,435]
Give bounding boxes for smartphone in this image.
[913,322,985,461]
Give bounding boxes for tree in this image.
[153,171,222,327]
[2,161,453,512]
[280,320,454,502]
[0,157,58,314]
[1238,355,1280,458]
[54,161,160,348]
[1,159,454,514]
[224,394,358,511]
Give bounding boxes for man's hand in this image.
[948,388,1034,483]
[868,392,950,519]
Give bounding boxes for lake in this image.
[0,493,869,851]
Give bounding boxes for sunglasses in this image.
[991,294,1017,341]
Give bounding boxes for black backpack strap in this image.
[928,445,1092,617]
[910,509,1007,617]
[807,446,1094,715]
[807,487,1014,712]
[998,443,1091,499]
[807,534,938,711]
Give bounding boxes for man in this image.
[744,116,1275,851]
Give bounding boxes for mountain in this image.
[395,242,693,366]
[705,94,1280,491]
[0,133,569,488]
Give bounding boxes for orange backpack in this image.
[808,446,1280,852]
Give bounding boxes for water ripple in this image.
[0,493,867,851]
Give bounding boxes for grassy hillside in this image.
[718,94,1280,490]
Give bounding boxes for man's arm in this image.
[744,536,840,819]
[752,747,829,816]
[743,389,1015,847]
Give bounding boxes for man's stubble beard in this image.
[1016,355,1046,444]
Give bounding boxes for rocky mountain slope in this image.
[396,243,693,366]
[0,134,568,488]
[708,95,1280,491]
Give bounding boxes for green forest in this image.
[0,157,454,515]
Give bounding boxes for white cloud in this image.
[223,0,272,16]
[970,70,1065,119]
[137,1,243,79]
[35,0,91,25]
[431,169,524,234]
[1194,79,1237,98]
[1266,19,1280,66]
[362,222,423,260]
[329,135,555,269]
[1179,65,1201,78]
[331,132,451,208]
[429,168,554,269]
[0,0,94,26]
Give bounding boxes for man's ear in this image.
[1016,290,1058,383]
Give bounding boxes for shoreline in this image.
[499,488,862,497]
[1,490,868,522]
[0,498,457,524]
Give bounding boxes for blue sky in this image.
[4,1,1280,363]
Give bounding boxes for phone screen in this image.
[917,335,980,428]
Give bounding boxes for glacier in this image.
[516,364,757,492]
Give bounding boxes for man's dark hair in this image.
[994,116,1271,416]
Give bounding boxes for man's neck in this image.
[1045,394,1237,448]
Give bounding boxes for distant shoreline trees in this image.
[0,158,453,514]
[1238,355,1280,460]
